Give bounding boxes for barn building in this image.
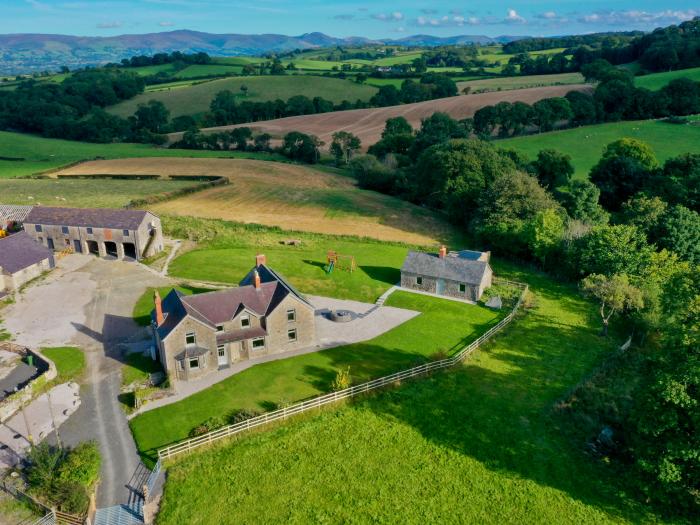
[23,206,163,261]
[0,232,55,294]
[401,246,493,302]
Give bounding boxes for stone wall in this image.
[1,257,52,293]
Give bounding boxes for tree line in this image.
[470,60,700,138]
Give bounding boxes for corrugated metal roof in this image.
[0,205,33,224]
[401,250,490,285]
[25,206,151,230]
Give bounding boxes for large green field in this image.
[458,72,586,92]
[0,177,199,208]
[0,131,284,178]
[107,75,378,118]
[130,291,504,460]
[498,118,700,179]
[153,265,658,524]
[635,66,700,90]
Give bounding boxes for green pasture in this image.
[458,72,586,92]
[635,67,700,90]
[499,117,700,178]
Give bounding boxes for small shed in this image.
[0,232,55,293]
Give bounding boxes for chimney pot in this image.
[439,245,447,259]
[255,254,267,267]
[154,290,164,326]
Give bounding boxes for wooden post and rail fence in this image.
[156,278,529,463]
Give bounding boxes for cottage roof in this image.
[154,264,313,340]
[401,250,490,285]
[0,232,52,274]
[25,206,152,230]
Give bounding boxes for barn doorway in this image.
[86,240,99,256]
[122,242,136,260]
[73,240,82,253]
[104,241,118,258]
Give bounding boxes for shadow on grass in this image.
[358,265,400,285]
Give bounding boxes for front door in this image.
[217,345,228,367]
[47,238,54,250]
[73,240,82,253]
[436,279,446,295]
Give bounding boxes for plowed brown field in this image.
[169,84,591,149]
[53,158,460,245]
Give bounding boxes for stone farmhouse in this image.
[23,206,163,261]
[401,246,493,302]
[152,255,316,383]
[0,232,55,294]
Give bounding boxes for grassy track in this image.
[107,75,378,118]
[154,266,657,524]
[498,118,700,178]
[0,131,284,178]
[130,291,504,459]
[635,67,700,90]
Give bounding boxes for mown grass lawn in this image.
[498,117,700,179]
[167,239,409,303]
[155,269,658,525]
[41,347,85,383]
[129,292,503,461]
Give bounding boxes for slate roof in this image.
[154,264,312,341]
[25,206,151,230]
[401,251,491,285]
[0,232,53,274]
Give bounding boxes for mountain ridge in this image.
[0,29,526,74]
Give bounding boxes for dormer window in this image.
[240,314,250,328]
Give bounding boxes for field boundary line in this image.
[155,277,528,462]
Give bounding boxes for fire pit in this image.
[329,309,356,323]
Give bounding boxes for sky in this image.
[2,0,699,38]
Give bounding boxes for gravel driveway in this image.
[2,254,170,507]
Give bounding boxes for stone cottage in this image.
[23,206,163,261]
[0,232,55,294]
[152,256,316,382]
[401,246,493,302]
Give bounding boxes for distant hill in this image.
[0,30,524,74]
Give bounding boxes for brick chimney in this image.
[255,254,267,267]
[439,245,447,259]
[154,290,164,326]
[254,270,261,290]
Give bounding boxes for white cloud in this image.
[96,21,123,29]
[158,21,175,27]
[373,11,404,22]
[577,9,699,26]
[504,8,526,24]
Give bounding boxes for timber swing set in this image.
[326,250,356,274]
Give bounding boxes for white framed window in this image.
[252,337,265,349]
[416,276,423,285]
[185,332,196,345]
[240,314,250,328]
[188,357,200,370]
[287,329,297,342]
[216,324,224,332]
[459,283,466,293]
[287,309,296,322]
[217,345,225,356]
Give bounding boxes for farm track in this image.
[168,84,592,150]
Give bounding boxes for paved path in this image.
[130,295,419,417]
[2,255,170,508]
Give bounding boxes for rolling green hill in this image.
[0,131,283,178]
[635,67,700,91]
[498,117,700,179]
[107,75,378,118]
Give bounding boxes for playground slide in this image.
[327,260,334,274]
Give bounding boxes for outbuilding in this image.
[0,232,55,294]
[23,206,163,261]
[400,246,493,302]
